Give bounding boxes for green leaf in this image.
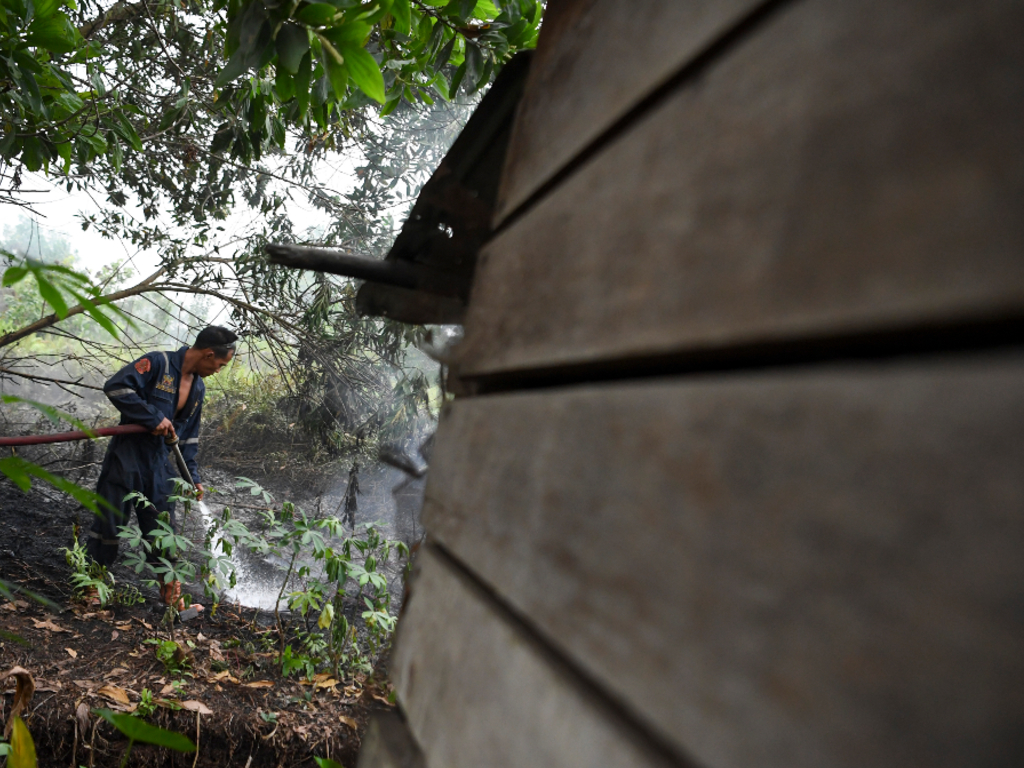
[11,49,43,75]
[67,289,119,340]
[379,94,400,115]
[215,46,248,88]
[0,455,112,515]
[390,0,410,34]
[34,272,69,318]
[323,53,347,99]
[32,0,60,22]
[426,13,444,53]
[36,262,90,283]
[355,0,392,25]
[0,457,32,492]
[237,0,269,52]
[318,34,344,64]
[296,2,337,25]
[27,14,80,53]
[338,43,384,103]
[276,23,308,74]
[0,629,31,647]
[275,66,296,100]
[314,758,345,768]
[110,134,123,173]
[464,41,482,86]
[448,60,465,99]
[9,716,36,768]
[1,394,96,433]
[434,35,454,72]
[93,709,197,752]
[17,70,44,115]
[2,266,28,286]
[115,113,143,151]
[416,13,432,41]
[471,55,492,92]
[81,128,107,155]
[323,20,370,45]
[210,122,233,154]
[52,90,84,113]
[295,51,312,114]
[0,130,17,159]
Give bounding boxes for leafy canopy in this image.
[0,0,541,202]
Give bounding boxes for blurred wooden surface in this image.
[422,355,1024,768]
[462,0,1024,380]
[390,545,677,768]
[493,0,761,222]
[356,712,426,768]
[377,0,1024,766]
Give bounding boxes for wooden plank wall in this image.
[361,0,1024,766]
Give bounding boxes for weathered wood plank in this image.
[462,0,1024,379]
[391,545,678,768]
[494,0,761,222]
[422,355,1024,768]
[356,711,426,768]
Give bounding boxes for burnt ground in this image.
[0,468,412,767]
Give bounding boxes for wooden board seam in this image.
[423,540,706,768]
[461,313,1024,396]
[491,0,794,234]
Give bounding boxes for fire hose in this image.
[0,424,197,489]
[0,423,149,446]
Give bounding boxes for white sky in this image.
[0,165,347,276]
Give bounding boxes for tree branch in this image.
[0,367,104,391]
[0,262,170,349]
[78,1,148,40]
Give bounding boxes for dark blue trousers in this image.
[86,432,177,567]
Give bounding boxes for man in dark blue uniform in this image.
[87,326,237,608]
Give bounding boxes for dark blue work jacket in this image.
[101,347,205,492]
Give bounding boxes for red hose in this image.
[0,424,149,446]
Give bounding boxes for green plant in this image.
[297,627,329,659]
[61,536,143,607]
[318,522,408,675]
[119,509,203,591]
[120,487,259,612]
[280,644,316,680]
[235,476,275,505]
[135,688,156,719]
[144,639,191,677]
[61,537,111,605]
[113,480,407,680]
[92,708,195,767]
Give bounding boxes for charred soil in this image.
[0,480,395,767]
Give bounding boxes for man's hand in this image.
[152,418,176,438]
[195,484,204,501]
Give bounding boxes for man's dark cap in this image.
[193,326,238,356]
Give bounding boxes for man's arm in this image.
[103,355,168,433]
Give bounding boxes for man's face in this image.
[197,350,234,377]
